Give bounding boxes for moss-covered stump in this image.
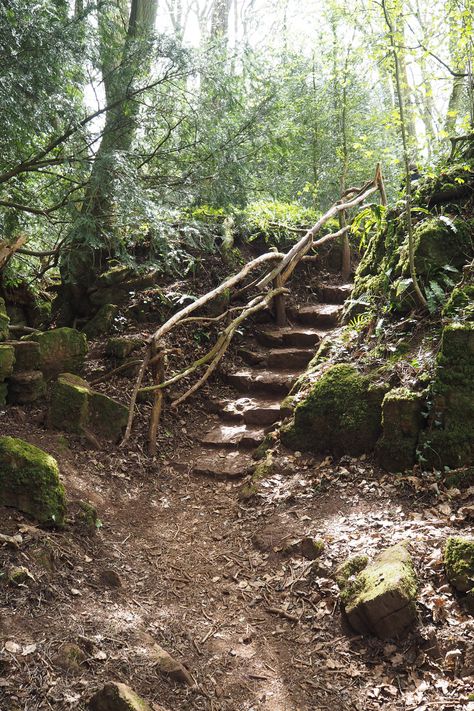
[88,682,154,711]
[10,340,40,371]
[0,344,15,380]
[26,327,88,378]
[83,304,118,339]
[376,388,425,471]
[105,337,144,360]
[444,537,474,593]
[0,436,66,525]
[0,297,10,340]
[7,371,46,404]
[49,373,128,442]
[338,544,418,639]
[418,322,474,468]
[281,364,386,456]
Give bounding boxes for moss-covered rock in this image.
[337,544,418,639]
[443,281,474,322]
[10,340,40,372]
[0,297,10,340]
[0,344,15,380]
[49,373,128,442]
[444,537,474,593]
[335,555,369,588]
[26,327,88,378]
[7,371,46,404]
[105,337,144,360]
[0,436,66,525]
[418,322,474,468]
[83,304,118,339]
[376,388,425,471]
[281,364,386,456]
[88,682,153,711]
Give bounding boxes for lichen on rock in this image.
[0,436,66,525]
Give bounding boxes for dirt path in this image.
[1,283,473,711]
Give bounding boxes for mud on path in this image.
[1,408,473,711]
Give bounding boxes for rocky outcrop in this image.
[0,436,66,525]
[281,364,386,456]
[418,322,474,468]
[376,388,425,471]
[25,327,88,378]
[337,544,418,638]
[49,373,128,442]
[83,304,118,339]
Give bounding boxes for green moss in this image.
[240,452,274,500]
[11,340,40,371]
[443,283,474,322]
[0,344,15,380]
[88,391,128,442]
[26,327,88,378]
[339,545,418,638]
[49,374,89,434]
[0,436,66,525]
[281,364,386,456]
[418,322,474,468]
[49,373,127,442]
[335,555,369,591]
[444,537,474,593]
[106,337,144,360]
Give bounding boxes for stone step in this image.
[317,283,353,304]
[255,326,323,349]
[225,368,297,395]
[211,396,283,426]
[290,303,343,328]
[199,423,266,449]
[238,346,313,370]
[192,450,254,479]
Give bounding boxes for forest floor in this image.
[1,281,474,711]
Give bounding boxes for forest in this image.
[0,0,473,710]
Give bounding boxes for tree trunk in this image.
[60,0,158,318]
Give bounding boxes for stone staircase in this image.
[188,283,352,480]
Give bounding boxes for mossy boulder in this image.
[407,217,473,277]
[0,297,10,340]
[0,344,15,380]
[25,327,88,378]
[49,373,128,442]
[281,364,386,456]
[89,266,159,308]
[418,322,474,468]
[444,537,474,593]
[105,337,144,360]
[7,371,46,404]
[88,682,153,711]
[337,544,418,639]
[443,281,474,322]
[376,388,425,471]
[11,340,40,372]
[83,304,119,339]
[0,436,66,525]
